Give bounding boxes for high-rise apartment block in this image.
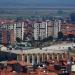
[0,29,14,45]
[0,18,75,43]
[16,21,24,40]
[33,21,47,40]
[0,20,33,41]
[53,19,61,38]
[33,19,62,40]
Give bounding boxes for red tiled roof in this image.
[0,19,15,24]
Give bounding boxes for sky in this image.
[0,0,75,8]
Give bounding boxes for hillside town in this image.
[0,12,75,75]
[0,15,75,47]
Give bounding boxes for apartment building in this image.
[16,21,24,40]
[0,29,14,45]
[0,19,63,42]
[46,20,54,37]
[33,19,62,40]
[53,19,62,38]
[33,21,47,40]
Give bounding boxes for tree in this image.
[42,36,53,42]
[30,37,35,47]
[58,31,63,40]
[16,37,21,43]
[67,34,74,41]
[73,35,75,42]
[37,36,42,49]
[42,38,47,42]
[63,35,67,41]
[48,36,53,41]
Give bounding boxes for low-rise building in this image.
[61,23,75,35]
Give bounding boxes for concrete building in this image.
[0,19,63,42]
[23,21,33,41]
[16,21,24,40]
[46,20,54,37]
[33,21,47,40]
[0,20,16,42]
[0,29,14,45]
[0,20,25,41]
[10,30,15,45]
[1,42,75,64]
[53,19,62,38]
[33,19,62,40]
[14,42,75,64]
[0,20,33,41]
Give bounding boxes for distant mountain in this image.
[0,0,75,8]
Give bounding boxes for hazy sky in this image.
[0,0,75,8]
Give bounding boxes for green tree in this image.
[58,31,63,40]
[67,34,74,41]
[16,37,21,43]
[48,36,53,41]
[42,36,53,42]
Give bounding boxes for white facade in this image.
[46,20,54,37]
[13,23,17,41]
[53,19,62,38]
[14,19,61,40]
[34,20,62,40]
[1,22,25,41]
[16,22,24,40]
[58,20,62,32]
[33,23,39,40]
[34,21,47,40]
[0,19,62,42]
